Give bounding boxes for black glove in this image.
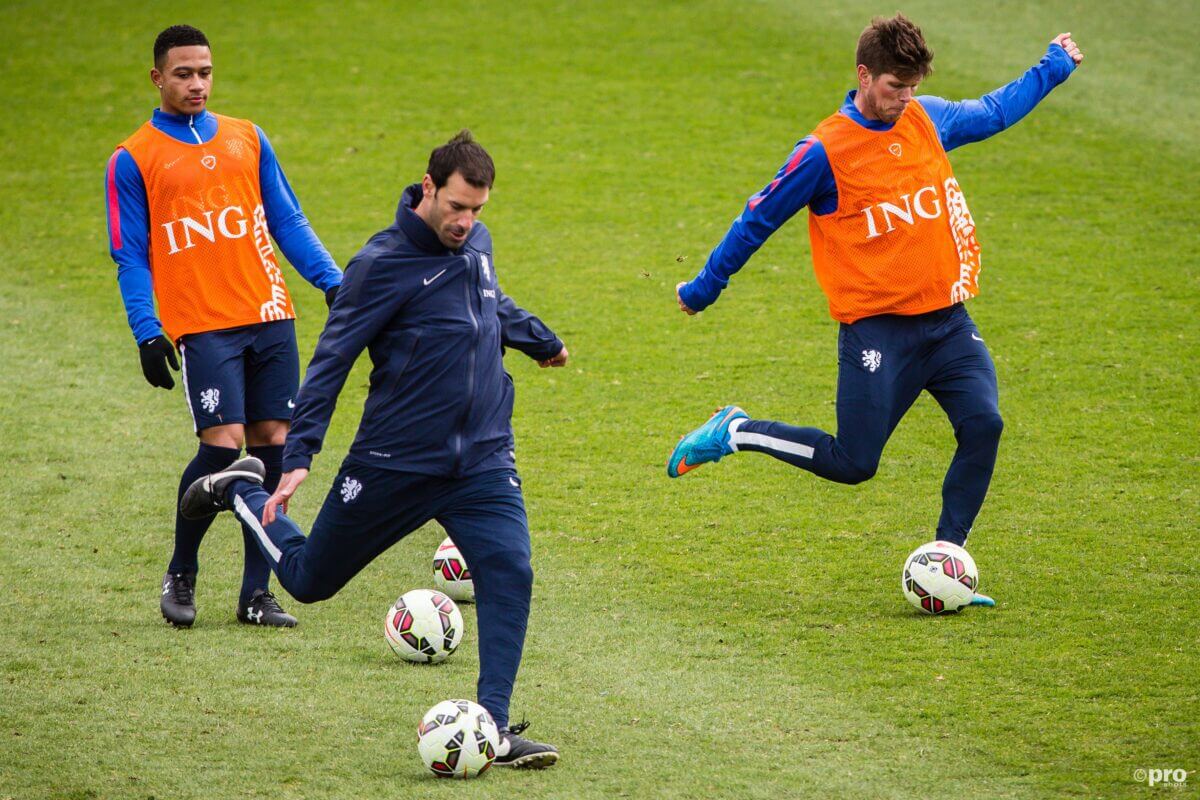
[138,335,180,390]
[325,285,339,309]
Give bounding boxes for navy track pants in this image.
[230,462,532,729]
[731,304,1003,545]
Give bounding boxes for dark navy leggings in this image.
[732,304,1002,545]
[230,463,532,729]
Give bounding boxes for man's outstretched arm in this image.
[676,136,835,314]
[496,287,568,367]
[919,34,1083,152]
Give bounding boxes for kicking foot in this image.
[180,456,266,520]
[969,593,995,607]
[494,721,559,769]
[160,571,197,628]
[237,589,298,627]
[667,405,747,477]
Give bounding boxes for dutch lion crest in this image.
[341,477,363,503]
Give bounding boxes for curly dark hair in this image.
[154,25,209,69]
[856,13,933,80]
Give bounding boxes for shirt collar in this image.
[839,90,898,131]
[151,107,212,129]
[395,183,455,254]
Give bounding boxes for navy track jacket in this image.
[282,184,563,477]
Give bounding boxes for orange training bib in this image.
[808,100,981,323]
[118,114,295,340]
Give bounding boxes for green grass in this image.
[2,1,1198,797]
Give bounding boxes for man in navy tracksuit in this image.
[181,131,567,768]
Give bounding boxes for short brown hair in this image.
[856,13,933,80]
[426,130,495,189]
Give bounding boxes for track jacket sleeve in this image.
[496,287,563,361]
[257,126,343,293]
[918,43,1077,152]
[106,148,163,344]
[678,136,835,312]
[282,252,405,472]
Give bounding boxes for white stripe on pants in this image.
[730,429,816,460]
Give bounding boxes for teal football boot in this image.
[969,593,995,607]
[667,405,748,478]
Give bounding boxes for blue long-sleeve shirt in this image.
[105,109,342,344]
[679,43,1077,312]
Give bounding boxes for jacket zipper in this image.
[452,254,480,476]
[188,114,203,145]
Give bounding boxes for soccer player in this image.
[669,15,1083,600]
[105,25,343,628]
[179,131,568,768]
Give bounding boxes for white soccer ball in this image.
[432,536,475,603]
[384,589,464,663]
[901,540,979,614]
[417,699,500,779]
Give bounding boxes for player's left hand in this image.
[324,285,339,309]
[1051,33,1083,65]
[538,346,569,368]
[262,468,308,526]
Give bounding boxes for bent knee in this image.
[960,412,1004,443]
[841,462,878,485]
[287,579,338,604]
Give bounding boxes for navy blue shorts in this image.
[178,320,299,433]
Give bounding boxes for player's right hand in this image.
[262,468,308,526]
[1051,33,1083,65]
[676,281,697,315]
[138,334,179,390]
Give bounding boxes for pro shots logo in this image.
[1134,767,1190,788]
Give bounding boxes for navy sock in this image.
[169,443,241,575]
[240,445,284,604]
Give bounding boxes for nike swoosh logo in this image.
[675,456,701,475]
[423,269,448,286]
[971,333,984,342]
[287,399,295,409]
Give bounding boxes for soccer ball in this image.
[901,540,979,614]
[384,589,464,663]
[432,536,475,603]
[417,699,500,779]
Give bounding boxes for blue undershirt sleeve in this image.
[106,148,162,344]
[256,126,343,293]
[679,136,835,312]
[918,43,1077,152]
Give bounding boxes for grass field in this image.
[2,1,1198,797]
